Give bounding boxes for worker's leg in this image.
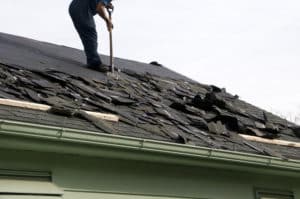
[74,21,102,66]
[69,2,102,66]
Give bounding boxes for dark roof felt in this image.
[0,32,299,159]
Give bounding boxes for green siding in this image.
[0,149,299,199]
[0,196,61,199]
[64,192,201,199]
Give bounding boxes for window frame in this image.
[0,169,63,197]
[255,188,294,199]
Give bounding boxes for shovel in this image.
[107,7,114,74]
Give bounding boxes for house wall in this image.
[0,148,299,199]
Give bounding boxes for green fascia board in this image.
[0,119,300,176]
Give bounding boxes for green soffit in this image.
[0,119,300,176]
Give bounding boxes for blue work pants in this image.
[69,0,102,66]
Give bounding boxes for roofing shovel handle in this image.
[108,8,114,73]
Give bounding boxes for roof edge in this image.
[0,119,300,176]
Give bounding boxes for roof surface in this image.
[0,32,300,160]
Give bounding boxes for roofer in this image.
[69,0,113,72]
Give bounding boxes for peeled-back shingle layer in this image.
[0,32,299,159]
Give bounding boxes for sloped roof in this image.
[0,32,299,160]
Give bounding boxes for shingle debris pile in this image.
[0,62,299,159]
[0,32,299,159]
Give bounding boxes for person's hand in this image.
[106,19,113,32]
[106,2,114,10]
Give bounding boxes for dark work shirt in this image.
[96,0,111,5]
[69,0,112,17]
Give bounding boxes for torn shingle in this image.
[291,126,300,138]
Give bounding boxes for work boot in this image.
[87,63,111,73]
